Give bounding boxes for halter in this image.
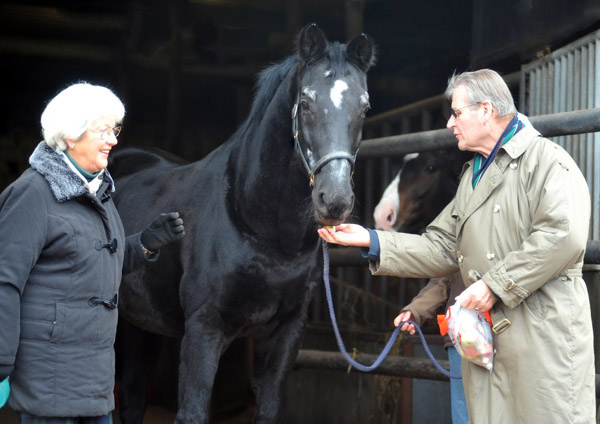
[291,93,358,187]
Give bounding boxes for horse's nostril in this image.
[318,189,354,219]
[386,210,396,223]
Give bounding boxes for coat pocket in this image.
[522,291,547,321]
[49,302,101,345]
[50,302,66,343]
[20,302,63,342]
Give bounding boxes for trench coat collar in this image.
[500,124,542,160]
[454,125,542,234]
[458,125,541,177]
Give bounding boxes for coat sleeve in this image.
[483,143,590,308]
[0,182,48,375]
[368,199,460,278]
[122,231,159,275]
[401,276,450,325]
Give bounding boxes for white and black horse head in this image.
[293,23,375,225]
[373,149,471,234]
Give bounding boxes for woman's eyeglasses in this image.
[90,126,122,139]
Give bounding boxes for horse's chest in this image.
[221,256,318,325]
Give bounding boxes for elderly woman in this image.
[0,82,185,423]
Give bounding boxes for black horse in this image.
[110,24,375,423]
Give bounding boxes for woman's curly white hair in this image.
[41,82,125,151]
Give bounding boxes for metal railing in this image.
[300,107,600,383]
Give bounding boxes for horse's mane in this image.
[231,41,348,139]
[251,56,297,118]
[226,56,297,141]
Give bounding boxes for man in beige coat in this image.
[319,69,595,423]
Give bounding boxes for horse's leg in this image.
[251,307,312,423]
[116,319,162,424]
[174,312,227,424]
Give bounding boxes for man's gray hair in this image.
[41,82,125,151]
[445,69,517,117]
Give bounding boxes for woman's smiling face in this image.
[68,117,119,174]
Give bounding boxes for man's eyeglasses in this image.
[90,126,122,139]
[450,103,479,118]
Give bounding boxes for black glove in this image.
[140,212,185,252]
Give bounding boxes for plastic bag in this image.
[438,303,494,371]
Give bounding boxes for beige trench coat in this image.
[370,125,595,423]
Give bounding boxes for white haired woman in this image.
[0,82,186,423]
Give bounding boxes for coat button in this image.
[493,204,501,213]
[487,252,495,260]
[458,255,464,264]
[510,162,518,169]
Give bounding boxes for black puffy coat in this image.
[0,142,150,417]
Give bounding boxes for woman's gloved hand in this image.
[0,377,10,408]
[140,212,185,253]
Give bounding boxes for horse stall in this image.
[1,3,600,422]
[124,30,600,423]
[287,32,600,423]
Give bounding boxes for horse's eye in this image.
[426,165,437,173]
[299,98,310,110]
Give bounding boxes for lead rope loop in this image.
[322,240,461,378]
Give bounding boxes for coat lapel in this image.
[453,126,541,237]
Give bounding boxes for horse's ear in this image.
[346,33,376,72]
[297,23,328,66]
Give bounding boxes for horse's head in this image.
[373,150,470,233]
[293,23,375,226]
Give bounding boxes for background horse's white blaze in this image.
[373,153,419,230]
[373,173,399,231]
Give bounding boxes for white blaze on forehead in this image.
[330,80,348,109]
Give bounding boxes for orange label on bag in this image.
[437,308,451,336]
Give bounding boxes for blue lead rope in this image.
[322,240,462,379]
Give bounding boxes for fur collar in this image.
[29,141,115,202]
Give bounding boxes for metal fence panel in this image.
[520,29,600,239]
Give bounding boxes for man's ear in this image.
[481,101,494,120]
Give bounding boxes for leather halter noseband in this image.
[291,93,358,187]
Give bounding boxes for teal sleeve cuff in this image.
[0,377,10,408]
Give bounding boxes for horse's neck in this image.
[228,90,315,250]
